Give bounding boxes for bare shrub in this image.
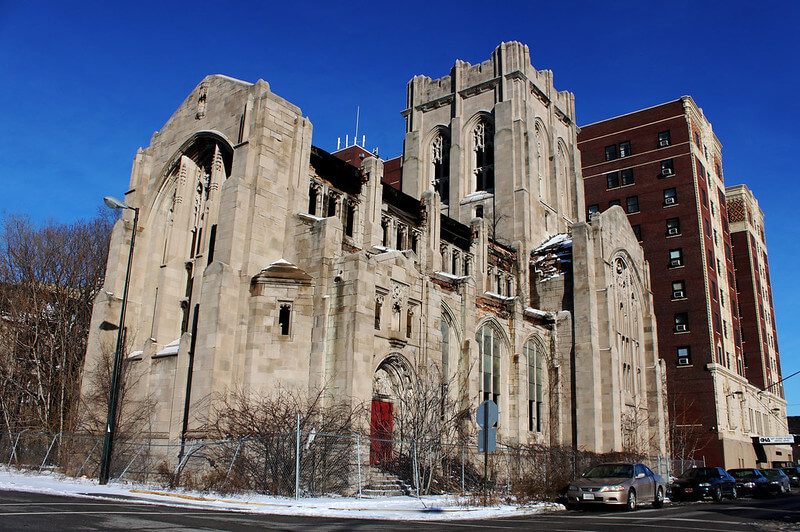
[198,387,365,496]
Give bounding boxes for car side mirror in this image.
[636,472,646,479]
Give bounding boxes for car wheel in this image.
[730,486,738,499]
[653,487,664,508]
[712,486,723,502]
[626,489,637,511]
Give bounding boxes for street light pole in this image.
[99,196,138,485]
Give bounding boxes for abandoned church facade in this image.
[83,42,668,456]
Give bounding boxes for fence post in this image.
[39,434,59,472]
[295,413,301,500]
[355,433,362,499]
[222,439,243,489]
[77,438,102,478]
[7,430,27,468]
[118,442,147,482]
[461,444,465,494]
[413,440,419,497]
[174,441,196,476]
[505,446,510,496]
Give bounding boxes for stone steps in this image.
[362,468,413,497]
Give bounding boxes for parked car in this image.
[780,467,800,488]
[727,468,771,497]
[761,469,792,495]
[671,467,738,501]
[566,462,666,510]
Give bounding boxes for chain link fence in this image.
[0,430,704,500]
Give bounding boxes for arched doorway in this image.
[371,355,411,465]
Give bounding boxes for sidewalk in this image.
[0,468,562,521]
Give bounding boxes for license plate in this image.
[582,493,595,500]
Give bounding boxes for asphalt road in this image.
[0,489,798,531]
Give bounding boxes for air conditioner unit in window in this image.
[662,167,673,176]
[659,139,669,147]
[677,356,690,366]
[675,324,687,332]
[673,290,685,299]
[668,227,679,235]
[670,259,682,267]
[665,196,676,205]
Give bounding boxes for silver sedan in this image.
[566,462,666,510]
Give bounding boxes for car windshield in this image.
[679,468,715,480]
[761,470,783,480]
[584,464,633,478]
[729,470,756,479]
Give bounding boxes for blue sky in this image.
[1,1,798,416]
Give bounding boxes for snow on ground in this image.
[0,468,562,521]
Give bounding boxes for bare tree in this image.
[669,395,713,464]
[388,357,475,494]
[0,211,114,438]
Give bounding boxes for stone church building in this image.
[83,42,668,457]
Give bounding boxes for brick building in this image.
[579,97,790,467]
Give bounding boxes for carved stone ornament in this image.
[432,135,444,164]
[473,121,485,151]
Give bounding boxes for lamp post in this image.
[99,195,139,485]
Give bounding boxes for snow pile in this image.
[0,468,561,521]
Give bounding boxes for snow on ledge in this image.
[433,271,469,282]
[156,338,180,357]
[524,307,556,321]
[483,291,516,302]
[534,233,572,253]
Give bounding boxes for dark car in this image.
[566,462,666,510]
[780,467,800,488]
[727,468,771,497]
[761,469,791,495]
[671,467,737,501]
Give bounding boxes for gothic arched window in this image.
[473,120,494,193]
[524,339,545,432]
[432,133,450,204]
[477,324,502,403]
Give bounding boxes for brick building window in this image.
[661,159,674,176]
[609,199,621,208]
[588,204,599,217]
[606,171,620,189]
[674,312,689,332]
[663,188,677,206]
[631,224,642,241]
[677,346,692,366]
[621,168,634,186]
[666,217,680,236]
[625,196,639,214]
[669,249,684,267]
[619,141,631,157]
[658,130,671,147]
[672,280,686,299]
[605,145,617,161]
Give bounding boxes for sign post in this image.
[476,400,498,505]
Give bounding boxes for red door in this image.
[370,399,393,465]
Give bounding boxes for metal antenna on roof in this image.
[354,106,360,147]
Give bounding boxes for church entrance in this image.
[370,399,393,465]
[370,355,410,466]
